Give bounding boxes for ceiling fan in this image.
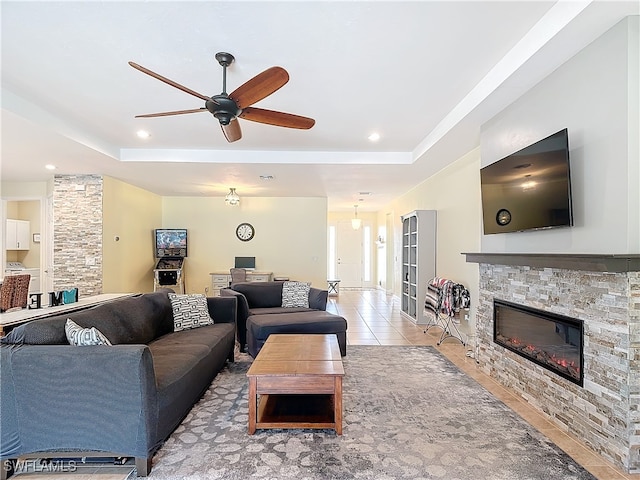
[129,52,315,143]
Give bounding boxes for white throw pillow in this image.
[65,319,112,346]
[169,293,214,332]
[281,281,311,308]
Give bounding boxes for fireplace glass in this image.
[493,299,583,386]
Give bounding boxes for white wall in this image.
[480,16,639,254]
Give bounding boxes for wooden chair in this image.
[229,268,247,286]
[0,274,31,312]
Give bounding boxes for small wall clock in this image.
[236,222,255,242]
[496,209,512,226]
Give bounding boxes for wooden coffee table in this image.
[247,334,345,435]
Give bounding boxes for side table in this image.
[327,279,340,296]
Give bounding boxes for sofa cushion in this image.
[65,319,112,346]
[148,322,235,439]
[249,307,316,316]
[248,311,348,339]
[230,282,284,308]
[76,293,173,344]
[0,292,174,346]
[149,323,235,390]
[281,281,311,308]
[1,319,66,345]
[168,293,213,332]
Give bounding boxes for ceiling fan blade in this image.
[221,118,242,143]
[229,67,289,109]
[135,108,207,118]
[129,62,214,103]
[240,107,315,129]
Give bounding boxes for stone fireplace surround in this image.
[465,253,640,474]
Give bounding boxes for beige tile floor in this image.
[10,288,640,479]
[329,289,640,480]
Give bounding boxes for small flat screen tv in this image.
[480,128,573,235]
[234,256,256,269]
[155,228,187,257]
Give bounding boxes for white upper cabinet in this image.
[6,219,31,250]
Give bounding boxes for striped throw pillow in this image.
[65,319,112,346]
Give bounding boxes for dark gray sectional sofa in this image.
[221,281,347,357]
[0,291,236,478]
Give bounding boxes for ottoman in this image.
[246,311,347,358]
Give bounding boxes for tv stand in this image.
[210,271,273,296]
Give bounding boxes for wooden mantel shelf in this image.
[463,253,640,273]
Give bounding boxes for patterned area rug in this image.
[147,346,596,480]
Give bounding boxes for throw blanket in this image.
[423,277,470,321]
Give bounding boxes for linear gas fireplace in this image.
[493,299,583,386]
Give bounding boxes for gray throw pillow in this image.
[169,293,214,332]
[65,319,112,346]
[281,281,311,308]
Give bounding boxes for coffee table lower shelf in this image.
[255,394,337,431]
[247,334,345,435]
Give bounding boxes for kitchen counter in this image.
[0,293,136,336]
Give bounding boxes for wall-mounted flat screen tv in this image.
[235,256,256,269]
[480,128,573,235]
[155,228,187,257]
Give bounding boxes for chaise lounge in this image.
[221,281,347,357]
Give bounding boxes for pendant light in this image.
[351,204,362,230]
[225,188,240,206]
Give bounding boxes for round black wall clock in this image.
[236,222,255,241]
[496,209,512,226]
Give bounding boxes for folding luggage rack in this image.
[423,277,470,346]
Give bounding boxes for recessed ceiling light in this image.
[136,130,151,139]
[45,164,56,170]
[368,132,380,142]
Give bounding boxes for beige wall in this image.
[102,176,162,293]
[1,181,48,197]
[162,196,328,293]
[379,147,481,321]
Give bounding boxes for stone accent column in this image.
[53,175,103,296]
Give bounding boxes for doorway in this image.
[333,220,363,288]
[1,197,50,294]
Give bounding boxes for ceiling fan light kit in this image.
[129,52,315,143]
